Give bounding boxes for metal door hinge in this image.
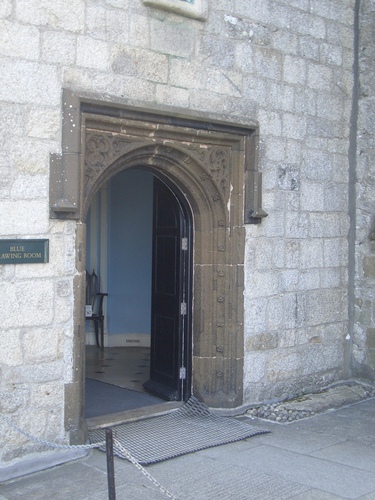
[181,302,187,315]
[181,238,188,250]
[179,367,186,380]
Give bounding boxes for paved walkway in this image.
[1,397,375,499]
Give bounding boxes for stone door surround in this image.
[50,89,264,439]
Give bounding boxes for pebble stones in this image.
[246,403,315,423]
[245,384,375,423]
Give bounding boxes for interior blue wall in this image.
[107,170,153,334]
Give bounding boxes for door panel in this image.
[144,177,189,401]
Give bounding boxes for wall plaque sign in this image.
[0,239,49,264]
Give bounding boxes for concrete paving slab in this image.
[2,398,375,500]
[357,494,375,500]
[310,440,375,473]
[147,452,227,486]
[239,417,347,454]
[173,467,309,500]
[101,481,169,500]
[353,399,375,413]
[224,445,375,499]
[291,490,344,499]
[290,411,375,446]
[0,462,107,500]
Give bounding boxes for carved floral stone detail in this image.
[185,145,230,196]
[84,131,231,204]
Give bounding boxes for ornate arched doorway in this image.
[50,90,265,441]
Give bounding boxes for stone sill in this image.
[143,0,207,20]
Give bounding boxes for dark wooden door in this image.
[143,177,190,401]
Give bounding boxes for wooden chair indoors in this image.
[85,270,108,348]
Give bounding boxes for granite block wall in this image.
[0,0,372,470]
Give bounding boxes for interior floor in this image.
[85,345,151,393]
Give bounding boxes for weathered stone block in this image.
[129,14,149,48]
[11,175,48,200]
[320,268,341,288]
[320,42,343,66]
[273,30,299,54]
[309,213,341,238]
[291,10,326,38]
[299,35,320,61]
[0,60,60,105]
[64,68,121,95]
[23,328,61,364]
[317,92,343,121]
[0,329,22,366]
[302,149,333,181]
[244,352,267,386]
[267,297,284,332]
[26,107,60,140]
[246,332,278,352]
[41,30,76,65]
[0,0,12,17]
[77,36,110,71]
[246,270,279,299]
[268,350,301,382]
[54,296,74,324]
[87,5,130,43]
[306,288,345,326]
[244,298,267,333]
[205,67,242,97]
[366,328,375,349]
[254,47,282,81]
[324,183,348,212]
[112,46,168,83]
[279,269,299,293]
[150,18,195,58]
[235,0,270,23]
[298,269,320,290]
[0,20,39,60]
[300,182,324,211]
[156,85,189,107]
[285,212,309,238]
[307,62,333,91]
[300,239,323,269]
[363,255,375,278]
[283,55,307,85]
[0,200,49,234]
[284,292,306,329]
[4,360,64,385]
[15,0,85,32]
[2,280,54,329]
[278,163,300,191]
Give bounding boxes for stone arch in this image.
[83,142,228,236]
[82,141,242,408]
[50,90,264,440]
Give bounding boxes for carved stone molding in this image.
[83,130,232,210]
[49,89,266,425]
[50,90,267,224]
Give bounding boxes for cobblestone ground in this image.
[245,382,375,423]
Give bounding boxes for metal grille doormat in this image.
[89,397,268,465]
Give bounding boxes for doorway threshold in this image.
[86,401,183,430]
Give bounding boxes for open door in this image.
[144,177,191,401]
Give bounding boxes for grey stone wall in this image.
[0,0,365,468]
[352,0,375,379]
[243,0,354,401]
